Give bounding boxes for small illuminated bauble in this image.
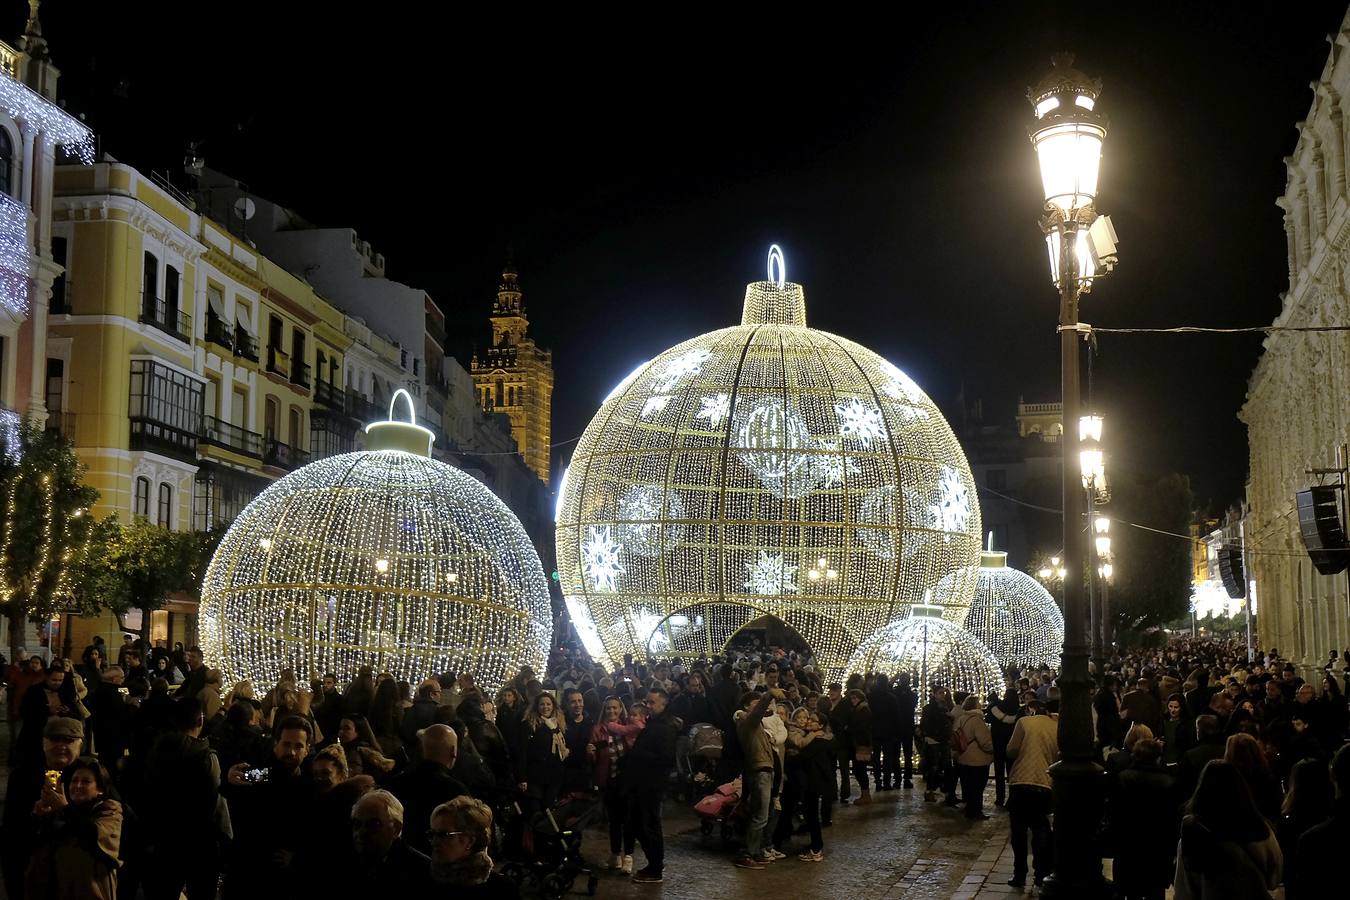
[556,247,982,675]
[846,607,1003,712]
[199,392,552,693]
[963,550,1065,671]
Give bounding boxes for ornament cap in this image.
[364,389,435,457]
[979,550,1008,569]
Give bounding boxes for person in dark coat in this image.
[1292,742,1350,900]
[386,725,470,856]
[845,689,874,804]
[15,663,73,768]
[142,697,222,900]
[457,693,511,793]
[988,678,1020,805]
[1277,756,1333,894]
[867,674,902,790]
[1,716,85,899]
[624,687,677,883]
[1176,715,1225,802]
[560,688,595,793]
[1095,676,1124,757]
[894,673,918,789]
[88,666,132,776]
[827,684,855,802]
[1108,737,1180,900]
[706,664,742,734]
[513,693,567,811]
[349,790,434,893]
[398,680,443,760]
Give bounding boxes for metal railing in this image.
[314,379,345,412]
[347,389,380,423]
[204,310,234,350]
[234,328,259,362]
[266,346,290,378]
[139,293,192,342]
[290,360,311,389]
[263,437,310,470]
[44,411,76,442]
[129,417,198,460]
[201,415,263,458]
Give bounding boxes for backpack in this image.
[950,721,970,754]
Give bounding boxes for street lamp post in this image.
[1094,516,1113,656]
[1080,414,1108,673]
[1028,54,1118,898]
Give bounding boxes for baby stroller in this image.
[502,791,601,899]
[686,723,724,794]
[694,776,745,849]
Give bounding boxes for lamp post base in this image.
[1038,755,1110,899]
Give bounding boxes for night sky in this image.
[28,2,1350,509]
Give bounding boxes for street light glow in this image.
[1079,414,1103,443]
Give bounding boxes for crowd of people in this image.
[0,632,1347,899]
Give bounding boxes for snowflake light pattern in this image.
[931,465,972,537]
[744,551,800,596]
[652,348,712,393]
[695,393,732,429]
[617,484,687,558]
[835,398,887,449]
[641,395,672,418]
[581,526,625,593]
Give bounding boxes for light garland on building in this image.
[0,193,31,318]
[0,72,95,164]
[846,606,1004,713]
[963,548,1065,671]
[556,248,982,674]
[198,391,552,693]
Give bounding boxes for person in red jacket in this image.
[588,697,637,873]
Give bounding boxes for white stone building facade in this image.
[1241,8,1350,670]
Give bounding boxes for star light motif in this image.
[641,395,672,418]
[835,398,888,449]
[695,393,732,429]
[652,349,712,393]
[581,526,626,593]
[743,551,800,596]
[930,466,972,538]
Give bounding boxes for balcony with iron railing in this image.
[234,327,259,362]
[139,293,192,343]
[266,345,290,378]
[129,414,199,461]
[314,379,345,413]
[204,309,234,351]
[201,415,263,458]
[290,360,311,390]
[346,389,380,424]
[263,436,310,471]
[44,411,76,442]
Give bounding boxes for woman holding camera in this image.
[25,757,123,899]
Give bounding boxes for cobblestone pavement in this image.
[576,786,1010,900]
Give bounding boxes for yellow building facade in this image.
[471,265,553,481]
[48,161,359,650]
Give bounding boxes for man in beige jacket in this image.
[1005,699,1059,889]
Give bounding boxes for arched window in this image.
[134,476,151,519]
[157,483,173,528]
[0,129,13,197]
[495,379,504,407]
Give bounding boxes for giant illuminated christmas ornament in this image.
[555,247,982,674]
[963,545,1065,671]
[199,391,552,693]
[847,605,1003,712]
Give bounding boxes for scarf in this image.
[431,849,494,886]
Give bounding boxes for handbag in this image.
[855,745,873,763]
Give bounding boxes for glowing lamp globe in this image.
[199,392,552,693]
[962,549,1065,671]
[555,248,982,675]
[846,607,1003,713]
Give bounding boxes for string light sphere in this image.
[846,606,1003,714]
[963,549,1065,671]
[556,248,982,675]
[199,391,551,694]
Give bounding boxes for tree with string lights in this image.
[0,422,99,661]
[66,517,220,643]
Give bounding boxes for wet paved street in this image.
[576,785,1007,900]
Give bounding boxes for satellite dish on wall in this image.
[233,197,256,221]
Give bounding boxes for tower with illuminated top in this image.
[471,263,554,482]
